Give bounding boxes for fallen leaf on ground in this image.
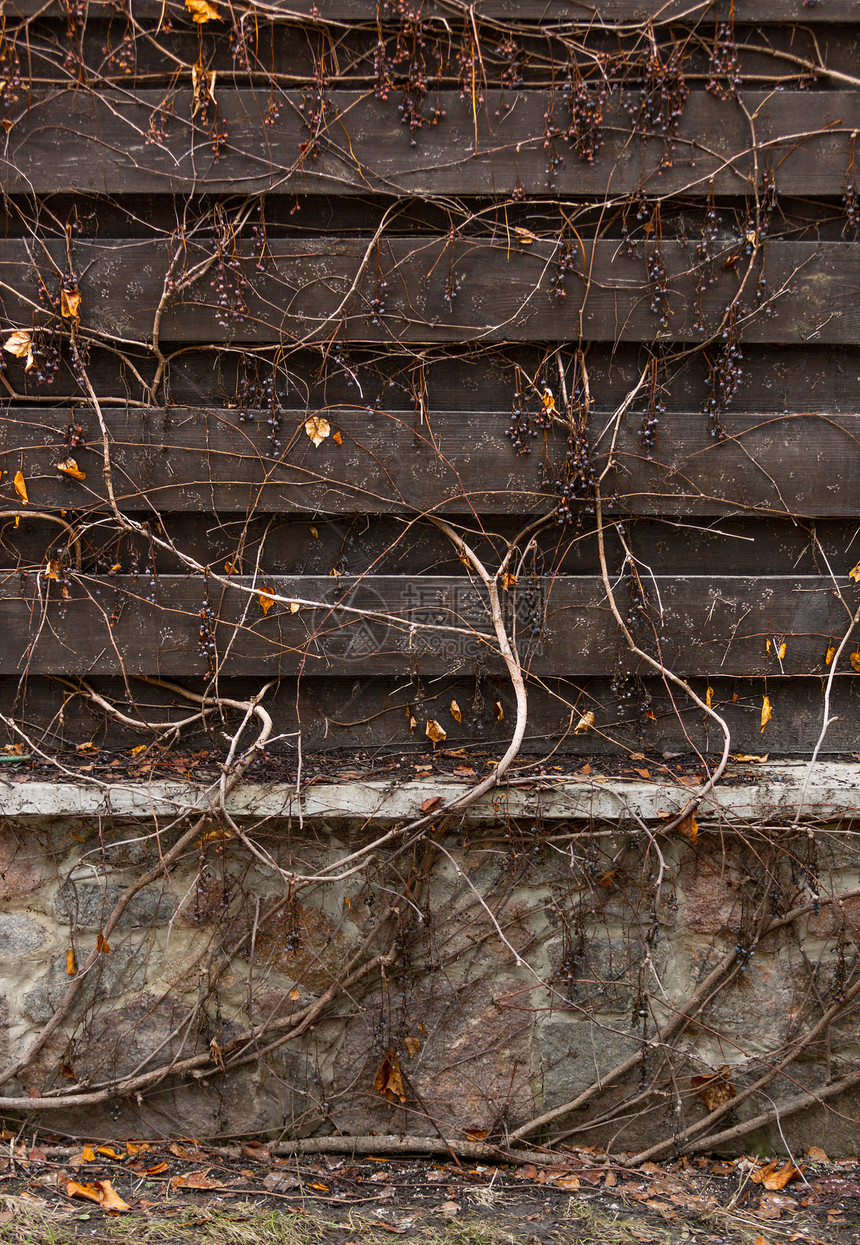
[170,1171,224,1190]
[678,811,698,843]
[65,1180,130,1212]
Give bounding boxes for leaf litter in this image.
[0,1139,857,1245]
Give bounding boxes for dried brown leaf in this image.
[425,719,446,747]
[374,1051,406,1103]
[760,695,773,731]
[13,471,28,505]
[574,710,595,734]
[305,415,331,448]
[56,457,86,481]
[449,699,462,723]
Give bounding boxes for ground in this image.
[0,1141,858,1245]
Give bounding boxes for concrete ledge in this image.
[1,760,859,825]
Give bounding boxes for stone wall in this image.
[0,774,858,1156]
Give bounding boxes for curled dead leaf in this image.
[705,685,714,709]
[305,414,331,448]
[60,286,81,321]
[44,559,61,581]
[449,699,462,723]
[185,0,221,22]
[289,987,301,1001]
[777,639,787,660]
[733,752,768,763]
[56,457,86,481]
[574,710,595,734]
[691,1065,736,1112]
[502,572,517,590]
[258,587,275,615]
[760,694,773,732]
[851,651,860,673]
[403,1036,421,1058]
[825,645,836,666]
[66,1179,130,1212]
[13,471,28,505]
[493,697,504,721]
[425,719,446,747]
[849,562,860,584]
[541,387,556,415]
[374,1051,406,1103]
[191,63,216,117]
[66,946,76,975]
[332,429,343,445]
[677,812,698,843]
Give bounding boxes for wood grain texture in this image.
[0,573,852,677]
[7,672,859,756]
[4,89,857,197]
[1,407,859,518]
[2,238,858,344]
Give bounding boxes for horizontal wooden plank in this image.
[2,238,858,345]
[4,672,858,757]
[9,341,860,415]
[0,573,853,677]
[4,89,857,197]
[2,0,856,24]
[1,407,859,518]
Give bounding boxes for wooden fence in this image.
[1,0,859,762]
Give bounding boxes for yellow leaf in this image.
[289,987,300,1001]
[502,572,517,590]
[850,651,860,673]
[224,560,239,575]
[404,1036,421,1058]
[289,601,300,613]
[777,640,787,660]
[513,226,537,245]
[96,1147,124,1161]
[760,695,773,731]
[825,645,836,666]
[96,934,110,954]
[60,287,81,320]
[493,697,504,721]
[425,719,447,747]
[705,685,713,708]
[305,415,331,448]
[76,741,99,753]
[541,387,556,415]
[44,559,61,581]
[185,0,221,22]
[574,710,595,734]
[849,562,860,584]
[4,329,32,361]
[408,714,417,734]
[259,587,275,615]
[56,458,86,481]
[82,1146,97,1162]
[766,638,771,654]
[733,752,769,763]
[13,471,28,505]
[678,812,698,843]
[66,946,76,975]
[309,526,319,539]
[129,745,147,756]
[449,699,462,723]
[807,1145,828,1162]
[333,430,343,445]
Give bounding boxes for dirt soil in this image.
[0,1140,858,1245]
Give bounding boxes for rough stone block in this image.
[21,945,148,1025]
[0,914,49,960]
[53,880,177,930]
